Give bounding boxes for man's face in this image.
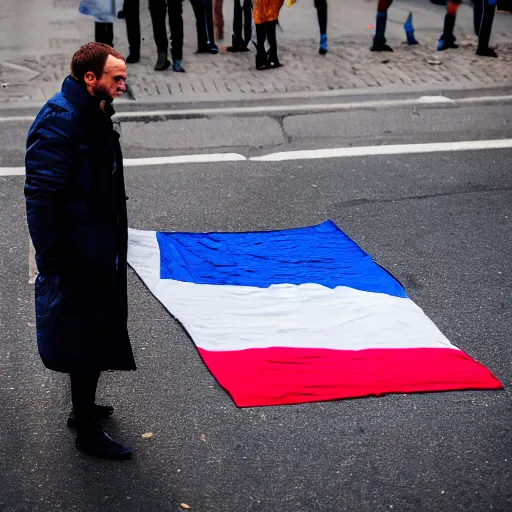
[86,55,127,101]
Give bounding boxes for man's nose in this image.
[118,80,127,91]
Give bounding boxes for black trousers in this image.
[232,0,252,47]
[314,0,327,36]
[70,371,101,431]
[124,0,141,54]
[190,0,216,49]
[95,22,114,47]
[149,0,184,59]
[475,0,496,50]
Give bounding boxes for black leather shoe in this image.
[154,51,171,71]
[227,45,249,52]
[76,429,132,460]
[196,44,219,54]
[67,404,114,429]
[256,52,267,70]
[126,52,140,64]
[266,52,282,69]
[476,47,498,58]
[371,42,393,52]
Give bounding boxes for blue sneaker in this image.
[319,34,328,55]
[437,37,458,51]
[172,60,185,72]
[404,13,419,45]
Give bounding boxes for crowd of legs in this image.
[92,0,500,75]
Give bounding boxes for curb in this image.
[0,82,511,117]
[1,90,511,123]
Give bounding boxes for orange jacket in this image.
[253,0,284,24]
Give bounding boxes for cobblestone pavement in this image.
[0,0,511,104]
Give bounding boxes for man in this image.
[123,0,142,63]
[149,0,186,71]
[370,0,393,52]
[190,0,219,54]
[227,0,253,53]
[315,0,328,55]
[25,43,136,460]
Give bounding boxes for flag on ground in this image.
[127,221,502,407]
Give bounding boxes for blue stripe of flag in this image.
[156,220,407,297]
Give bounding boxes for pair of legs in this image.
[315,0,328,55]
[190,0,219,53]
[439,0,497,56]
[69,371,131,460]
[437,0,463,50]
[371,0,393,52]
[149,0,186,71]
[94,5,140,61]
[255,20,280,69]
[228,0,253,51]
[123,0,141,62]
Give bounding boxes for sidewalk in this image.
[0,0,511,105]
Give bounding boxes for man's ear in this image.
[84,71,97,87]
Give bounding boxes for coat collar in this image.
[61,76,115,118]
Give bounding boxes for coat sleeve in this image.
[24,112,75,275]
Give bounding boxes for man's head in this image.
[71,43,127,102]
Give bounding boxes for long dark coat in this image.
[24,76,136,373]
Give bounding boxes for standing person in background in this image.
[438,0,498,56]
[370,0,393,52]
[190,0,219,53]
[285,0,326,55]
[315,0,328,55]
[123,0,141,63]
[227,0,253,52]
[214,0,225,41]
[437,0,462,50]
[80,0,125,47]
[253,0,284,69]
[148,0,186,71]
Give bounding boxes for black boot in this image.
[255,23,267,70]
[126,49,140,63]
[76,425,132,461]
[266,21,281,69]
[476,1,497,57]
[67,404,114,429]
[371,12,393,52]
[154,50,171,71]
[227,34,249,52]
[437,13,458,51]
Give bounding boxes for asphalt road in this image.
[0,102,511,512]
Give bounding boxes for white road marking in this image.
[417,95,454,103]
[0,167,25,176]
[0,153,247,176]
[2,139,511,176]
[250,139,512,162]
[0,95,511,123]
[123,153,246,166]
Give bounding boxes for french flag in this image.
[128,221,502,407]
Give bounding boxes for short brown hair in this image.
[71,42,125,83]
